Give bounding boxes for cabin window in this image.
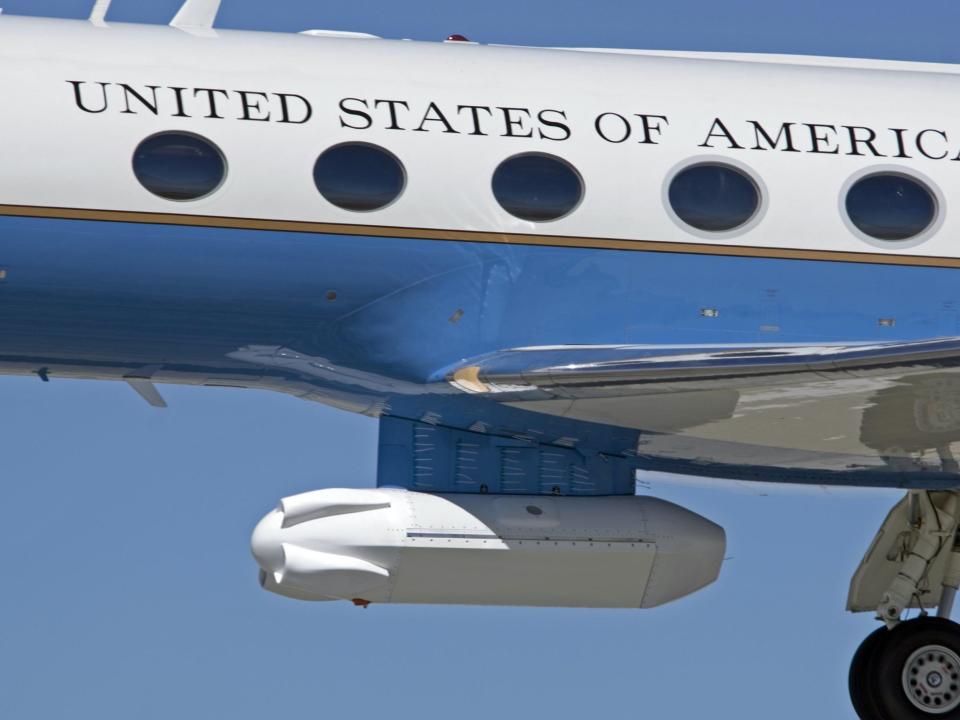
[313,143,405,212]
[668,162,761,233]
[492,153,583,222]
[845,172,937,241]
[132,132,226,201]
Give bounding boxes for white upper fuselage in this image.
[3,15,960,261]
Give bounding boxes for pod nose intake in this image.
[250,508,285,573]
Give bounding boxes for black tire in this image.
[850,626,891,720]
[872,617,960,719]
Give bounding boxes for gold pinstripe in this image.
[2,203,960,269]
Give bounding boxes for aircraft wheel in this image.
[849,627,889,720]
[868,617,960,719]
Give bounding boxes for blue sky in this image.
[0,1,948,718]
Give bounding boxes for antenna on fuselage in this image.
[89,0,111,25]
[170,0,222,31]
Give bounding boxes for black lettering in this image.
[749,120,798,152]
[456,105,493,136]
[805,123,839,154]
[845,126,885,157]
[193,87,230,119]
[67,80,110,114]
[169,86,191,118]
[414,102,458,133]
[498,107,534,138]
[119,84,159,115]
[276,93,312,124]
[916,129,949,160]
[699,118,744,149]
[891,128,912,158]
[634,114,668,144]
[594,112,631,143]
[373,99,410,130]
[537,109,571,141]
[237,90,271,122]
[339,97,372,129]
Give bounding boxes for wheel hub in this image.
[903,644,960,714]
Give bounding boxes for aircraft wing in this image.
[438,338,960,488]
[443,338,960,396]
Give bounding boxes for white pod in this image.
[273,544,390,598]
[251,488,725,609]
[279,488,392,528]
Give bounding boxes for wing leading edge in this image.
[443,338,960,397]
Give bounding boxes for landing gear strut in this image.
[848,491,960,719]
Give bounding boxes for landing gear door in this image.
[848,492,953,614]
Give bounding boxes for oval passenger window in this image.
[133,132,226,201]
[845,173,937,241]
[668,163,760,233]
[492,153,583,222]
[313,143,406,212]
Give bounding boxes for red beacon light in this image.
[446,34,470,42]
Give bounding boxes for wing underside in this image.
[439,338,960,489]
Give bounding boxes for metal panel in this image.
[377,416,635,496]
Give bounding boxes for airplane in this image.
[3,0,960,716]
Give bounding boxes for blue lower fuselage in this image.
[1,214,956,487]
